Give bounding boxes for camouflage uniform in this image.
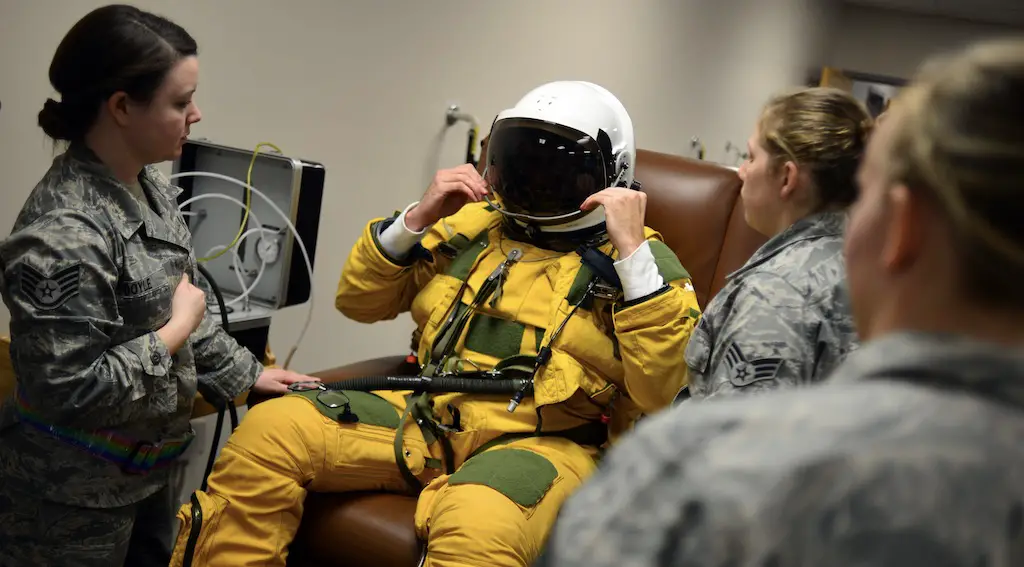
[0,145,262,566]
[537,331,1024,567]
[680,211,856,400]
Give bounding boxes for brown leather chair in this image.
[285,149,769,567]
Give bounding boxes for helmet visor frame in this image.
[483,118,612,226]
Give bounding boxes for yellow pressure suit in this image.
[171,202,701,567]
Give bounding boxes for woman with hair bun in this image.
[0,5,312,565]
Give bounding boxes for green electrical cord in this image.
[196,141,283,262]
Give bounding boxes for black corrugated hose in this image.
[195,264,237,491]
[322,375,533,395]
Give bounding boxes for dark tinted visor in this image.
[485,119,608,220]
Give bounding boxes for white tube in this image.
[179,193,265,238]
[203,227,272,309]
[203,243,247,311]
[179,193,269,306]
[169,171,316,370]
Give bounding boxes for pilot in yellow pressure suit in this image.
[171,81,701,567]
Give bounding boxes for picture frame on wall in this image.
[812,67,908,118]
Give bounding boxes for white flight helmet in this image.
[484,81,636,245]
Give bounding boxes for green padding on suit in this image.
[448,448,558,508]
[289,390,401,429]
[465,313,526,360]
[446,231,489,281]
[649,240,691,282]
[446,233,471,251]
[566,264,596,307]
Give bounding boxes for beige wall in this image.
[0,0,829,373]
[829,3,1023,79]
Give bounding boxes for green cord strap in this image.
[393,392,457,493]
[393,396,424,493]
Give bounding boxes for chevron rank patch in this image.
[723,341,783,387]
[20,263,82,311]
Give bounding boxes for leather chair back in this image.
[635,149,766,307]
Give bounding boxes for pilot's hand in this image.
[581,188,648,257]
[405,164,489,231]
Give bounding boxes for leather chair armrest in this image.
[311,355,411,383]
[190,392,250,420]
[247,355,412,408]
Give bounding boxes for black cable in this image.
[208,304,234,316]
[198,264,231,332]
[195,263,235,492]
[201,409,225,492]
[322,375,533,395]
[466,127,478,167]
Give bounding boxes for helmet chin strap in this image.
[482,192,585,225]
[499,207,610,253]
[483,164,638,251]
[501,216,609,253]
[488,198,608,252]
[509,207,606,233]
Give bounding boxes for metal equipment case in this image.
[172,139,326,358]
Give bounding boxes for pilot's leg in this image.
[414,437,597,567]
[170,392,432,567]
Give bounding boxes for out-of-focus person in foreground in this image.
[538,37,1024,567]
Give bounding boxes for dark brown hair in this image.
[39,4,198,142]
[758,87,873,210]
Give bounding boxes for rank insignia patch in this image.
[20,263,82,311]
[723,342,783,387]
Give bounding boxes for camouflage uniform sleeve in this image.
[691,273,826,399]
[0,210,173,426]
[189,310,263,402]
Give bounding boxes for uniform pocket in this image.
[170,491,228,567]
[335,420,428,478]
[118,264,173,332]
[412,277,458,333]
